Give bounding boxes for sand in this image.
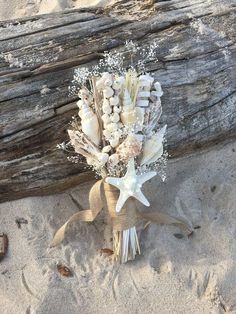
[0,140,236,314]
[0,0,110,21]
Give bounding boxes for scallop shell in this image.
[140,125,166,165]
[116,134,142,162]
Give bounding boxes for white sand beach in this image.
[1,140,235,314]
[0,0,109,21]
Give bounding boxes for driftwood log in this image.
[0,0,235,202]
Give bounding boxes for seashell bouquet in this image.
[67,70,166,180]
[53,42,192,263]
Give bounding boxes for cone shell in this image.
[116,134,142,162]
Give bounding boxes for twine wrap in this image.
[50,180,193,257]
[103,182,139,232]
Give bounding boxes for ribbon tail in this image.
[50,179,103,247]
[140,211,193,235]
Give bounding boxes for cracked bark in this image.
[0,0,235,202]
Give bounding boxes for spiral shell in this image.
[80,104,101,145]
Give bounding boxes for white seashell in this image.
[110,136,120,148]
[120,107,144,128]
[113,106,121,113]
[135,107,145,131]
[116,134,142,162]
[135,134,144,142]
[78,88,92,105]
[102,114,111,124]
[122,105,132,113]
[102,72,113,82]
[103,99,110,107]
[140,125,167,165]
[77,100,84,109]
[102,105,112,114]
[121,110,136,126]
[136,99,149,107]
[113,77,124,90]
[139,74,154,92]
[103,87,114,98]
[80,105,101,145]
[137,91,151,98]
[103,129,112,138]
[154,81,163,97]
[104,77,113,87]
[109,96,119,106]
[102,145,112,153]
[108,153,119,165]
[139,74,154,84]
[86,157,95,166]
[97,152,109,165]
[106,122,118,132]
[111,112,120,123]
[96,78,105,90]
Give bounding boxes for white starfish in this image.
[105,158,156,212]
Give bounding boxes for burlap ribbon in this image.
[50,180,193,247]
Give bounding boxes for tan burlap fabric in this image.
[50,180,192,247]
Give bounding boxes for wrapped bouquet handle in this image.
[51,179,192,263]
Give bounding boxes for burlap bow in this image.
[50,180,192,247]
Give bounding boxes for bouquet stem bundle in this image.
[103,182,140,263]
[113,227,140,263]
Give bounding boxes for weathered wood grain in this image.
[0,0,235,202]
